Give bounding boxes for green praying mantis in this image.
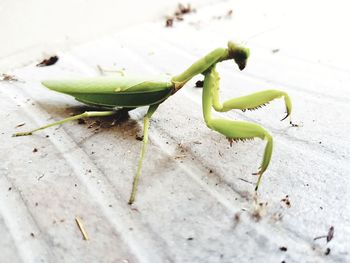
[13,41,293,204]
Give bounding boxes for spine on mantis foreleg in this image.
[219,89,293,118]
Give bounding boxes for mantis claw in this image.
[253,171,264,191]
[281,111,299,127]
[280,113,289,121]
[128,199,134,205]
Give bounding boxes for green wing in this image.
[42,76,174,108]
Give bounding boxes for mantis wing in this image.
[42,76,174,108]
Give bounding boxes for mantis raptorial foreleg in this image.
[128,103,160,205]
[209,68,293,121]
[13,111,116,137]
[202,67,275,191]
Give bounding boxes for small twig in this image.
[174,154,187,159]
[314,226,334,242]
[37,174,45,181]
[238,178,254,185]
[15,122,26,128]
[75,217,89,240]
[313,235,327,241]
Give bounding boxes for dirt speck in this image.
[78,118,86,125]
[136,135,143,141]
[165,17,174,27]
[270,212,283,222]
[36,55,59,67]
[281,195,291,208]
[279,246,287,252]
[165,3,195,27]
[250,195,268,222]
[195,80,204,88]
[233,212,241,228]
[213,9,233,20]
[1,73,19,82]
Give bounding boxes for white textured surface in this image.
[0,0,213,71]
[1,1,350,262]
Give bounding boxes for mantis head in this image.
[227,41,250,70]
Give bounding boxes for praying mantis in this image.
[13,41,293,204]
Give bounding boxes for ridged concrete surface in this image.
[1,1,349,262]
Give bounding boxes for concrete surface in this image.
[1,0,350,262]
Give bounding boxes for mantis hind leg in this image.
[202,67,273,190]
[128,103,159,205]
[12,111,116,137]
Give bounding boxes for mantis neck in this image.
[171,48,228,93]
[171,41,250,93]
